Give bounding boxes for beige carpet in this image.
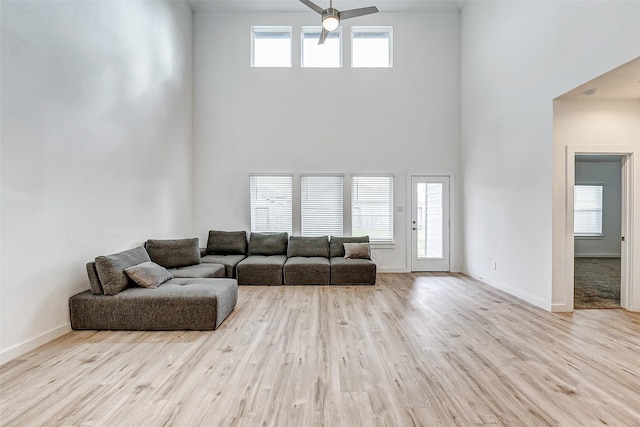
[574,257,621,309]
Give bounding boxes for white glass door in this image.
[411,176,450,271]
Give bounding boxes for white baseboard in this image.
[551,303,571,313]
[377,267,409,273]
[470,275,551,311]
[1,323,71,365]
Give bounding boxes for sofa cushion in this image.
[287,235,329,258]
[236,255,287,285]
[95,247,151,296]
[125,261,173,288]
[284,257,330,285]
[330,257,376,285]
[329,236,370,258]
[207,230,247,255]
[145,238,200,269]
[168,263,225,278]
[201,254,246,278]
[86,262,103,295]
[249,232,288,256]
[343,242,371,259]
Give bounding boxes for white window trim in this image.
[249,174,294,234]
[249,173,396,243]
[251,26,292,68]
[351,26,393,68]
[300,174,345,237]
[351,173,395,243]
[574,183,604,238]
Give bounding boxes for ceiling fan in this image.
[299,0,379,45]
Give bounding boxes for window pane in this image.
[416,183,443,258]
[352,176,393,242]
[252,27,292,67]
[574,184,603,235]
[250,175,293,234]
[301,176,343,237]
[302,27,342,68]
[352,27,392,68]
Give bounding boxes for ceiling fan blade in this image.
[339,6,379,20]
[299,0,325,15]
[318,27,329,45]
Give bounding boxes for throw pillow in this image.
[125,261,173,288]
[144,238,200,269]
[343,243,371,260]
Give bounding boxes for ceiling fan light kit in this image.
[322,9,340,31]
[300,0,379,45]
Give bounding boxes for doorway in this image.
[411,176,450,271]
[573,155,623,309]
[564,148,634,311]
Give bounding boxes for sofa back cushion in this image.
[249,232,288,256]
[288,236,329,258]
[145,238,200,269]
[86,262,104,295]
[207,230,247,255]
[329,236,370,258]
[95,247,151,296]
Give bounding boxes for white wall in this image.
[460,1,640,310]
[192,12,462,272]
[574,158,622,257]
[553,99,640,311]
[0,0,193,363]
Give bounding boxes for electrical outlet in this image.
[492,261,497,270]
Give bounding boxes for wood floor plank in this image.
[2,273,640,426]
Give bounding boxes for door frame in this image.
[565,146,636,311]
[406,173,455,272]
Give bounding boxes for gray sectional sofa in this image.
[69,239,238,331]
[69,231,375,331]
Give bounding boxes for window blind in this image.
[301,175,343,237]
[352,176,393,242]
[250,175,293,234]
[574,184,603,236]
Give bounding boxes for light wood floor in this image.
[2,273,640,426]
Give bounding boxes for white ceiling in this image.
[558,56,640,100]
[186,0,466,13]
